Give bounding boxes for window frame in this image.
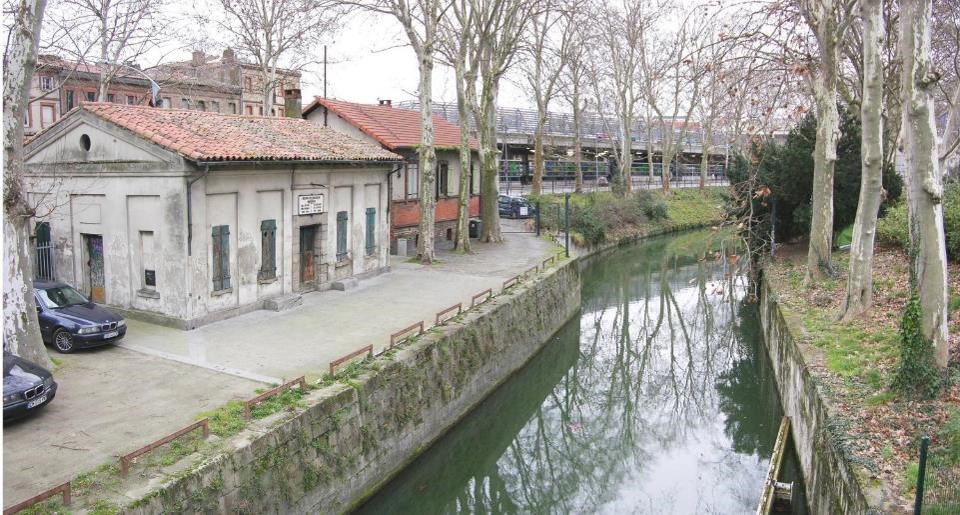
[405,162,419,200]
[365,208,376,256]
[336,211,348,261]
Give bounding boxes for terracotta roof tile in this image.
[35,103,402,162]
[303,97,479,151]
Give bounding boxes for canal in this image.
[357,230,806,514]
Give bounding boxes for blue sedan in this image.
[34,281,126,353]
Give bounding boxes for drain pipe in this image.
[186,165,210,256]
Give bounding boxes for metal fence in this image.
[34,241,55,281]
[913,436,960,514]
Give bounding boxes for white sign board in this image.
[298,194,325,215]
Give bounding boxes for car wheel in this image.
[52,329,75,353]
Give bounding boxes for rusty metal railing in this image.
[119,419,210,475]
[329,345,374,377]
[435,303,462,325]
[243,377,306,419]
[389,321,424,348]
[3,482,71,514]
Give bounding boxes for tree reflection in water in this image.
[355,230,786,515]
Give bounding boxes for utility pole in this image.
[323,45,328,127]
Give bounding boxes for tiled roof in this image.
[303,97,479,151]
[34,103,402,162]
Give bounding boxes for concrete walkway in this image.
[3,220,554,508]
[119,220,555,382]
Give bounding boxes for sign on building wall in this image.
[298,194,325,215]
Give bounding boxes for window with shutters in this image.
[365,208,376,256]
[405,163,419,199]
[336,211,348,261]
[436,161,449,198]
[259,219,277,280]
[65,90,75,110]
[211,225,231,291]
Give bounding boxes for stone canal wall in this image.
[758,277,884,514]
[124,260,581,514]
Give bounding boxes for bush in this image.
[636,191,669,221]
[893,295,941,398]
[571,205,606,246]
[876,180,960,261]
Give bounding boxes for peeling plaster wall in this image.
[758,278,886,514]
[123,260,581,514]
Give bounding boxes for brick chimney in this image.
[378,99,392,107]
[222,48,235,64]
[191,50,205,66]
[284,89,302,118]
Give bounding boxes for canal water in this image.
[357,230,806,514]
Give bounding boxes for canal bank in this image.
[758,275,885,513]
[119,255,581,513]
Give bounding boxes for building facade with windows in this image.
[26,55,155,136]
[302,97,481,254]
[24,103,400,329]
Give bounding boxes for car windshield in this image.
[38,286,88,308]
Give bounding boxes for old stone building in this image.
[146,49,300,117]
[302,97,481,253]
[24,104,401,329]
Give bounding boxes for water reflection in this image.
[357,230,787,514]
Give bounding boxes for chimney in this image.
[284,89,302,118]
[191,50,205,66]
[378,99,392,107]
[222,48,235,64]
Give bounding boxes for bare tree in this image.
[4,0,53,367]
[900,0,950,367]
[932,0,960,175]
[524,0,572,195]
[470,0,541,242]
[204,0,344,115]
[639,8,710,194]
[558,1,592,193]
[591,0,653,197]
[43,0,171,100]
[840,0,883,320]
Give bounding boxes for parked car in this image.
[34,281,126,353]
[498,195,537,219]
[3,351,57,421]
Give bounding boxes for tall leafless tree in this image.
[204,0,344,115]
[900,0,950,368]
[558,0,592,193]
[4,0,53,367]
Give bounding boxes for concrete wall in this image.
[758,278,886,514]
[123,260,581,514]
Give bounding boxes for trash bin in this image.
[469,219,481,239]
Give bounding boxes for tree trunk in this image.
[453,67,472,253]
[617,129,633,196]
[572,99,583,193]
[416,52,437,262]
[4,0,53,368]
[531,108,545,195]
[661,151,672,194]
[840,0,883,321]
[805,9,841,283]
[699,126,711,190]
[901,0,949,368]
[478,76,502,243]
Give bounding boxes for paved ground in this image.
[119,219,555,382]
[3,220,553,507]
[3,347,258,506]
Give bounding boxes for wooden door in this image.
[300,225,317,284]
[83,234,105,302]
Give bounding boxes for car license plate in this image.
[104,331,118,339]
[27,395,47,409]
[519,207,528,216]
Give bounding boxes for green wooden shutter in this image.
[336,211,348,260]
[212,226,223,290]
[212,225,230,290]
[365,208,376,255]
[259,219,276,279]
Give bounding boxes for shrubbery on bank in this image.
[527,188,728,247]
[876,179,960,261]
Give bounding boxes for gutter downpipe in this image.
[187,165,210,256]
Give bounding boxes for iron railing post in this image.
[564,193,570,258]
[914,436,929,515]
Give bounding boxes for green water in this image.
[357,230,805,514]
